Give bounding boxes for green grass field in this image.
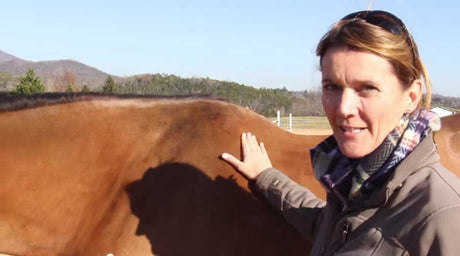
[268,116,331,130]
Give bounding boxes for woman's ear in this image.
[407,79,423,111]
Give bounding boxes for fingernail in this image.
[222,153,228,159]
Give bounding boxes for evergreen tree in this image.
[81,85,90,93]
[13,68,46,95]
[102,75,118,93]
[65,84,74,92]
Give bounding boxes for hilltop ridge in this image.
[0,50,458,116]
[0,50,113,91]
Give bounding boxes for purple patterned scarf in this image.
[310,109,441,205]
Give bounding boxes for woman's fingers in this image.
[221,153,242,169]
[260,142,267,155]
[241,133,250,157]
[221,132,273,180]
[249,133,261,153]
[221,152,252,180]
[243,132,261,154]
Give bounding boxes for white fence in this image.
[273,110,294,132]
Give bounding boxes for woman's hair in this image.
[316,17,431,109]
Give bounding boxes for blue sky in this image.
[2,0,459,96]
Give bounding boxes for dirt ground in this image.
[290,128,332,135]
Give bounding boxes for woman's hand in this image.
[221,132,273,180]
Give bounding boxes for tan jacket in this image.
[255,134,460,255]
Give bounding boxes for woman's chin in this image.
[338,144,371,159]
[334,130,377,159]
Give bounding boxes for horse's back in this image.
[0,94,321,256]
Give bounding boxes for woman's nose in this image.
[337,89,359,117]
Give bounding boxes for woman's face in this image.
[321,46,420,158]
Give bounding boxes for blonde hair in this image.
[316,19,431,109]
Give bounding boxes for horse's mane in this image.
[0,92,226,112]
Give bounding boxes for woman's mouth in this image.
[340,126,365,133]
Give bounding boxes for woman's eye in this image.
[322,84,341,91]
[362,85,378,91]
[359,85,379,96]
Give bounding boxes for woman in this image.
[221,10,460,255]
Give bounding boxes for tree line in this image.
[101,73,326,116]
[10,68,459,117]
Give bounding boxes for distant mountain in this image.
[0,50,22,63]
[0,50,115,91]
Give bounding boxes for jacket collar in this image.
[348,132,439,210]
[385,132,439,197]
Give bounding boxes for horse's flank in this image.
[0,94,321,255]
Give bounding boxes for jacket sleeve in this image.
[411,205,460,256]
[253,167,326,240]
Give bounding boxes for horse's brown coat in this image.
[434,113,460,173]
[0,95,458,256]
[0,96,324,256]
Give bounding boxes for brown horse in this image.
[434,113,460,173]
[0,93,324,256]
[0,93,458,256]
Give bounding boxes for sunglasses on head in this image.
[340,10,417,65]
[340,10,407,35]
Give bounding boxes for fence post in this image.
[276,110,280,127]
[289,113,292,132]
